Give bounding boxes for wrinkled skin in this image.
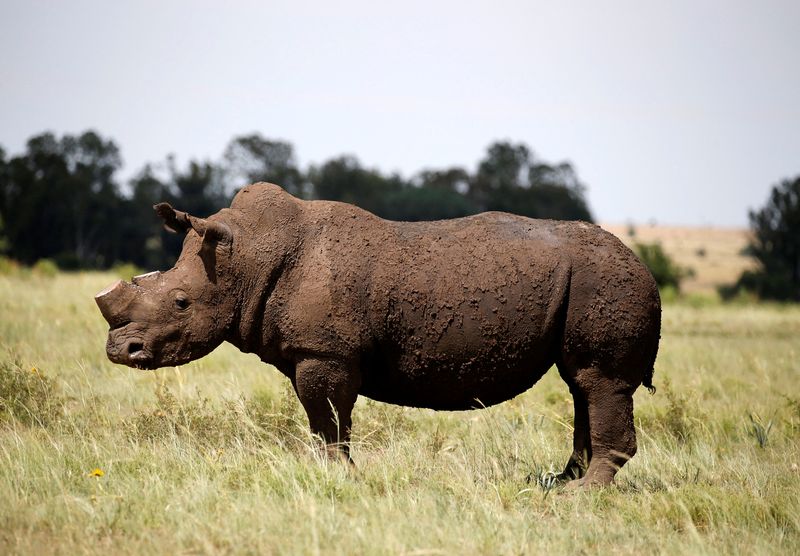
[97,239,233,370]
[96,183,661,487]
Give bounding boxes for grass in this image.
[0,271,798,555]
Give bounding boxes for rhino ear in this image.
[188,216,232,283]
[188,216,232,246]
[154,203,232,246]
[154,203,192,234]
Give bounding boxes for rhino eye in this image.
[175,297,190,310]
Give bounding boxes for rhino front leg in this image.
[294,356,361,462]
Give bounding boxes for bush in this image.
[111,262,145,281]
[0,256,22,275]
[31,258,59,277]
[0,360,63,427]
[722,269,795,302]
[663,379,693,443]
[634,242,692,291]
[124,387,243,446]
[52,252,82,270]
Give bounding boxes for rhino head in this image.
[95,203,237,370]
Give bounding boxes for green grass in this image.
[1,272,798,555]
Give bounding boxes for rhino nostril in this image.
[128,342,144,355]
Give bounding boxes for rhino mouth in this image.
[127,341,145,359]
[127,342,154,370]
[105,332,155,370]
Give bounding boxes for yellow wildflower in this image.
[89,468,105,478]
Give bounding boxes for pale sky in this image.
[1,1,798,226]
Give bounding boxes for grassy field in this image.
[1,270,798,555]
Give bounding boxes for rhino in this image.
[95,183,660,487]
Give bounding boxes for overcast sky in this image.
[1,1,798,226]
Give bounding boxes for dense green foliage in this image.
[0,131,593,271]
[727,176,800,301]
[635,242,692,291]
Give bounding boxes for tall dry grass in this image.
[0,271,798,554]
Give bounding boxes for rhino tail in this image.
[642,332,660,395]
[643,370,656,395]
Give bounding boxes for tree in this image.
[383,185,478,221]
[377,167,475,221]
[129,157,230,269]
[729,176,800,301]
[0,147,8,253]
[415,167,470,194]
[469,142,531,211]
[309,160,479,221]
[60,131,124,267]
[0,131,124,268]
[468,141,593,222]
[525,161,593,221]
[223,134,306,198]
[308,155,404,216]
[125,165,172,269]
[168,157,228,218]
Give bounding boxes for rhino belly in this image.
[359,324,560,410]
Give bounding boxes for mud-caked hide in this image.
[94,182,662,487]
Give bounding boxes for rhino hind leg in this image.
[556,373,591,481]
[562,367,638,488]
[293,357,361,462]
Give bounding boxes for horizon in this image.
[2,1,798,227]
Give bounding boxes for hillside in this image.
[601,223,756,295]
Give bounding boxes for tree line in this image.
[0,131,592,270]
